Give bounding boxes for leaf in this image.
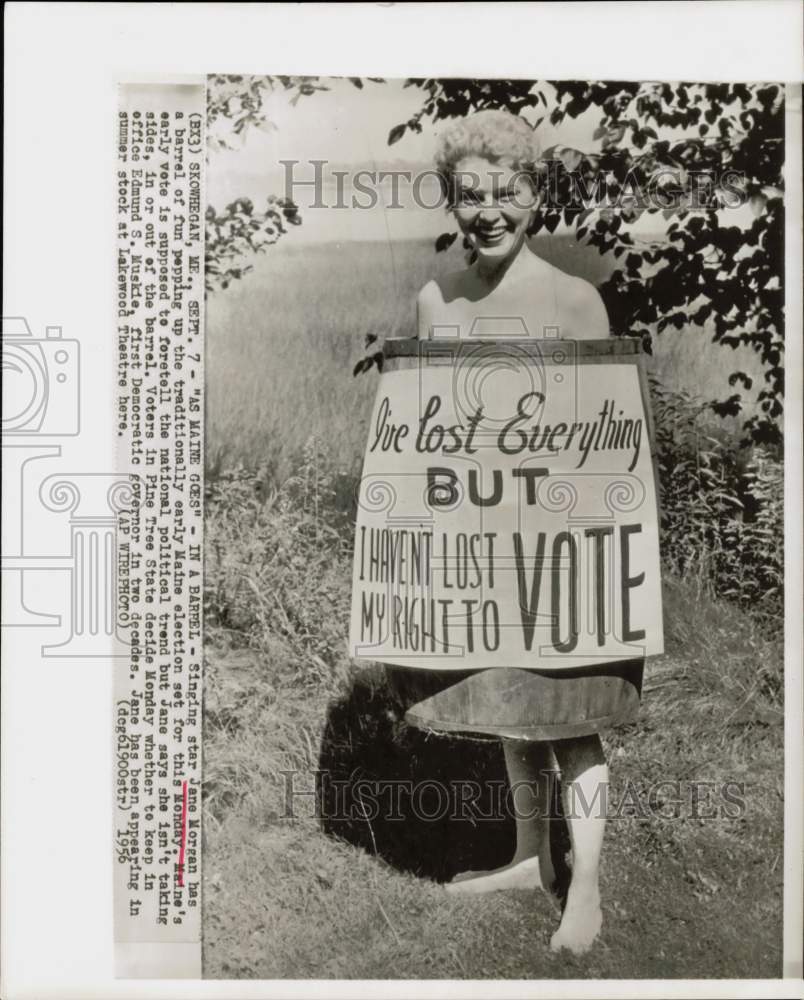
[387,123,407,146]
[728,371,753,390]
[710,394,743,418]
[543,211,561,234]
[555,146,583,171]
[750,194,767,218]
[603,124,626,148]
[435,231,458,253]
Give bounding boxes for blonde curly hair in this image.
[434,109,544,206]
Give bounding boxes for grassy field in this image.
[206,235,766,482]
[202,463,783,979]
[202,236,783,980]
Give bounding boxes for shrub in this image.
[650,377,783,628]
[205,440,354,686]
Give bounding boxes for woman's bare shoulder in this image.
[553,269,611,340]
[416,271,473,338]
[417,277,445,308]
[417,269,470,304]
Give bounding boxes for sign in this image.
[349,339,664,671]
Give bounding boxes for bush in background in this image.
[650,377,783,629]
[205,439,354,684]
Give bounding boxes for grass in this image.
[202,458,783,979]
[202,235,783,979]
[203,560,783,979]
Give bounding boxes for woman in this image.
[409,109,643,955]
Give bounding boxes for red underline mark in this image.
[178,780,188,887]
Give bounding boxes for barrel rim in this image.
[383,337,642,360]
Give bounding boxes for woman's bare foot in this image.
[445,855,556,896]
[447,740,559,897]
[549,880,602,954]
[549,737,607,954]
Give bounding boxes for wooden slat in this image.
[383,337,641,362]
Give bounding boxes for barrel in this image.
[394,661,643,740]
[357,337,658,740]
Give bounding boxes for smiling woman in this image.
[398,108,642,955]
[453,152,535,255]
[418,110,609,342]
[436,108,544,249]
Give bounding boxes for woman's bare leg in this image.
[446,738,556,895]
[550,735,607,953]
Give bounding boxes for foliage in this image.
[388,78,549,142]
[205,75,332,292]
[205,196,302,292]
[207,74,336,151]
[399,79,785,449]
[650,378,783,626]
[205,440,354,671]
[205,75,380,291]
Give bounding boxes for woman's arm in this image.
[416,279,442,340]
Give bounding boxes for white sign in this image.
[350,339,664,671]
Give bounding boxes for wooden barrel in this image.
[364,338,657,741]
[396,661,644,741]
